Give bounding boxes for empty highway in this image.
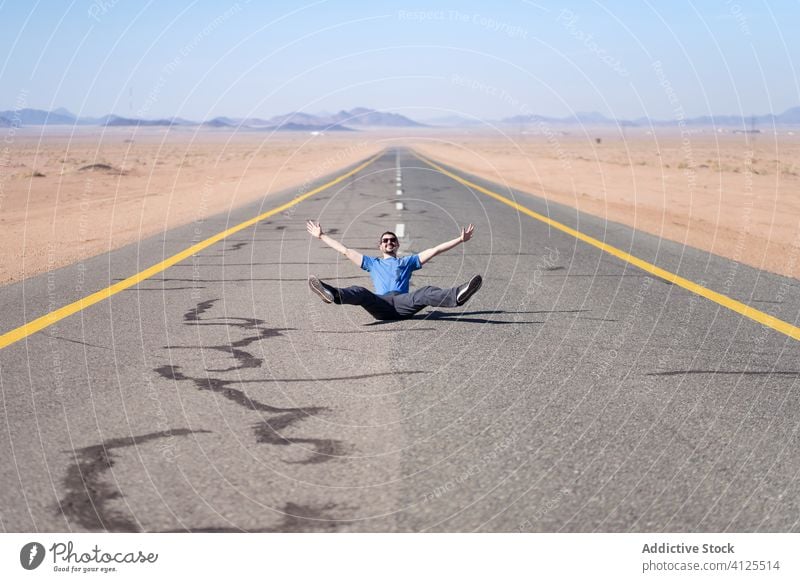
[2,148,799,532]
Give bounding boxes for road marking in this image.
[0,153,382,351]
[396,189,403,195]
[396,223,406,238]
[415,151,800,342]
[395,202,404,210]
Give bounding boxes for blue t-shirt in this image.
[361,254,422,294]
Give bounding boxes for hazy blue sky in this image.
[1,0,798,121]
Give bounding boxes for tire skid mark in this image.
[179,299,296,371]
[154,365,323,415]
[158,300,348,464]
[154,365,348,463]
[58,429,209,532]
[253,419,348,465]
[184,299,217,321]
[164,502,344,532]
[172,344,263,372]
[201,240,248,258]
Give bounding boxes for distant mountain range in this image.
[501,107,800,128]
[2,106,800,129]
[417,107,800,128]
[0,107,424,131]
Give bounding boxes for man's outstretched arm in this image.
[306,220,363,267]
[418,224,475,265]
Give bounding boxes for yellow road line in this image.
[415,151,800,342]
[0,153,381,351]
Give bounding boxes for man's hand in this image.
[419,224,476,265]
[306,220,323,239]
[307,220,363,266]
[460,224,475,242]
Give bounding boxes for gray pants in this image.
[332,285,459,320]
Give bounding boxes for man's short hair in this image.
[380,231,398,242]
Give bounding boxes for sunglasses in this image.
[381,238,398,244]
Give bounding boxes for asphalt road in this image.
[1,147,799,532]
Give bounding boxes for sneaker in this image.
[309,276,334,304]
[456,275,482,306]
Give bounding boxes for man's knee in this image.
[338,285,377,306]
[410,286,453,307]
[340,285,373,297]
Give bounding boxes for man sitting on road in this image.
[306,220,482,320]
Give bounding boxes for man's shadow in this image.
[364,309,588,326]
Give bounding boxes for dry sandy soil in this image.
[2,126,799,287]
[0,128,382,285]
[410,127,800,279]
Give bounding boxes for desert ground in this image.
[1,126,799,286]
[410,127,800,279]
[0,128,381,285]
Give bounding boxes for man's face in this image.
[380,234,398,256]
